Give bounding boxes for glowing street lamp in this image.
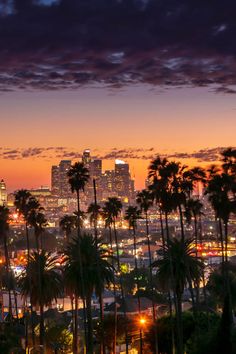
[139,317,147,326]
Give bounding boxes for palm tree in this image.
[14,192,40,346]
[101,205,114,255]
[59,214,77,244]
[87,202,101,237]
[104,198,123,270]
[222,147,236,174]
[101,204,117,353]
[18,251,63,352]
[205,156,236,329]
[152,238,203,354]
[184,198,204,252]
[103,197,129,354]
[0,206,12,320]
[90,177,106,354]
[148,156,170,247]
[136,189,153,262]
[148,157,177,354]
[27,210,48,251]
[124,206,144,353]
[14,189,32,258]
[124,206,141,269]
[64,233,114,354]
[136,189,159,354]
[67,161,90,353]
[67,162,90,235]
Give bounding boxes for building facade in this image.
[0,179,7,206]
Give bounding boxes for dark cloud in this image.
[0,146,233,163]
[0,1,236,91]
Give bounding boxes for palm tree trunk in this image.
[178,205,185,243]
[13,289,19,320]
[145,211,158,354]
[132,227,143,354]
[93,178,105,354]
[86,293,94,354]
[24,302,29,351]
[26,222,30,263]
[35,231,40,253]
[165,212,176,354]
[40,232,43,251]
[70,296,75,352]
[113,223,129,354]
[39,302,45,353]
[219,219,225,266]
[176,291,183,354]
[74,296,78,354]
[224,222,228,263]
[76,189,88,352]
[159,210,165,247]
[26,223,35,346]
[109,225,117,354]
[224,221,233,323]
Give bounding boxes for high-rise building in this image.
[82,149,91,166]
[0,179,7,206]
[101,170,116,199]
[50,152,135,207]
[51,160,72,197]
[90,159,102,178]
[51,166,60,195]
[59,160,72,197]
[114,160,135,202]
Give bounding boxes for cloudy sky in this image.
[0,0,236,190]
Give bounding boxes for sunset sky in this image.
[1,1,236,191]
[1,85,235,191]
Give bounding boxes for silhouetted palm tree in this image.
[153,238,203,354]
[125,205,144,353]
[148,156,169,248]
[59,214,77,244]
[14,191,40,346]
[67,162,90,235]
[28,210,48,251]
[136,189,153,262]
[104,198,123,270]
[185,198,204,252]
[101,203,117,353]
[136,189,159,354]
[67,161,90,353]
[222,147,236,175]
[103,197,129,354]
[14,189,32,258]
[87,202,101,235]
[64,233,114,354]
[18,251,63,352]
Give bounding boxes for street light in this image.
[139,317,147,326]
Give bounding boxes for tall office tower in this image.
[0,179,7,206]
[82,149,91,166]
[59,160,72,197]
[114,160,134,202]
[51,160,72,197]
[51,166,60,195]
[90,159,102,178]
[101,170,116,199]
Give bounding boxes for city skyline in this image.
[1,85,236,191]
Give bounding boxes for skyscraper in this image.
[0,179,7,206]
[114,160,135,202]
[51,165,60,195]
[51,160,72,197]
[82,149,91,166]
